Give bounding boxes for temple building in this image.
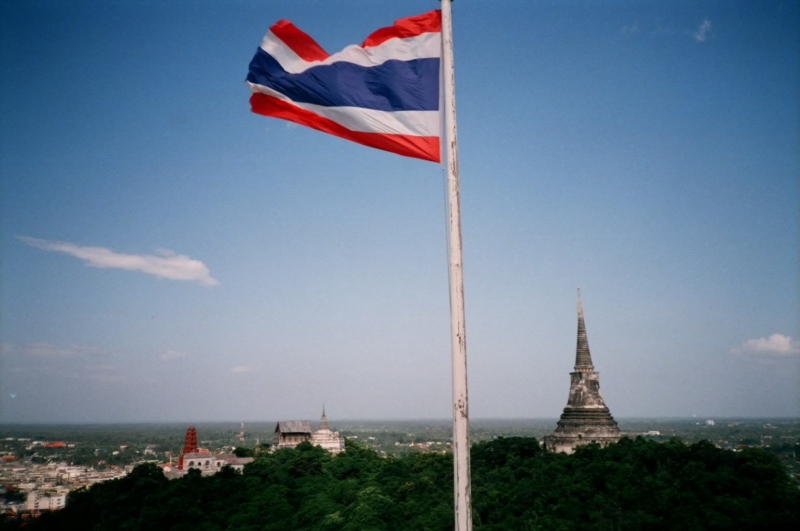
[176,426,198,470]
[274,408,345,454]
[274,421,313,449]
[165,426,253,477]
[544,291,622,454]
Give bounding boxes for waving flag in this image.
[246,10,442,162]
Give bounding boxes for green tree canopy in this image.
[6,437,798,531]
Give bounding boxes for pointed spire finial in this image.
[319,404,330,431]
[575,288,594,370]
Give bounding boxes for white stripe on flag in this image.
[248,83,439,136]
[261,31,441,74]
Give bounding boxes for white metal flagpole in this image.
[440,1,472,530]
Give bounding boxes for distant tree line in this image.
[4,437,798,530]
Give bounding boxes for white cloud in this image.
[3,342,101,359]
[1,343,122,381]
[732,334,800,357]
[620,22,640,36]
[160,350,190,362]
[230,365,255,374]
[694,19,712,42]
[18,236,219,286]
[60,363,124,383]
[84,364,124,383]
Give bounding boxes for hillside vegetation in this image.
[7,437,799,530]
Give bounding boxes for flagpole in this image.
[440,1,472,530]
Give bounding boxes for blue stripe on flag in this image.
[247,48,440,112]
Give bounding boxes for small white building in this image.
[49,493,66,510]
[26,491,66,512]
[26,491,42,511]
[180,451,253,475]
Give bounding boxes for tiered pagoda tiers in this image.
[545,290,622,454]
[177,426,198,470]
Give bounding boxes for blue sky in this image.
[1,0,797,423]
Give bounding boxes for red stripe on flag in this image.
[362,10,442,48]
[250,93,440,163]
[270,20,330,62]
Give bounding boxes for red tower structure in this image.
[177,426,199,470]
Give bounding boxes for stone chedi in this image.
[311,407,346,454]
[545,291,622,454]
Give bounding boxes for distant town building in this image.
[545,291,622,454]
[25,491,41,511]
[26,491,66,512]
[275,409,345,454]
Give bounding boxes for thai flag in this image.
[246,10,441,163]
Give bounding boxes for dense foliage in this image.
[5,437,798,530]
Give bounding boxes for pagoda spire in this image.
[545,290,621,454]
[319,405,329,431]
[575,288,594,371]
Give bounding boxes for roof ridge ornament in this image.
[319,404,330,431]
